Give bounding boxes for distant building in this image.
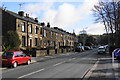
[80,30,87,35]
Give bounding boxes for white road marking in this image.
[44,56,53,58]
[112,52,114,63]
[68,58,76,61]
[82,59,99,80]
[18,68,45,79]
[112,60,120,80]
[53,61,66,66]
[53,58,76,67]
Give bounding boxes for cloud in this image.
[79,0,99,15]
[75,23,105,35]
[42,0,99,28]
[23,0,106,35]
[43,3,81,28]
[86,23,106,35]
[23,2,53,18]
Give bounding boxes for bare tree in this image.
[93,0,120,53]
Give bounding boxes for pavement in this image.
[82,54,120,80]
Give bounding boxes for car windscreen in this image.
[99,48,105,50]
[2,52,14,57]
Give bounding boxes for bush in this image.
[3,30,21,51]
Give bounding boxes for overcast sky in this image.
[1,0,106,35]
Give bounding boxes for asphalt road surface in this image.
[2,49,111,79]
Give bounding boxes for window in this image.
[22,36,26,47]
[44,41,46,48]
[14,53,20,57]
[56,33,58,39]
[64,40,66,46]
[61,34,63,40]
[19,53,26,57]
[2,52,13,57]
[29,39,32,47]
[35,38,38,46]
[15,53,26,57]
[21,22,25,32]
[56,42,58,48]
[35,26,38,34]
[40,28,42,34]
[48,40,50,46]
[51,32,53,38]
[44,30,46,37]
[29,24,32,33]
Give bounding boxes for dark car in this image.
[2,51,31,68]
[75,46,81,52]
[75,46,84,52]
[84,46,91,50]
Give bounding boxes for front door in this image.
[30,39,32,47]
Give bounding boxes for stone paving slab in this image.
[83,56,120,80]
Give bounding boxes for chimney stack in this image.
[26,13,29,17]
[35,18,38,22]
[47,22,50,27]
[40,22,45,27]
[18,11,24,16]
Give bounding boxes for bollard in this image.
[112,52,114,63]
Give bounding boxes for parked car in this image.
[2,51,31,68]
[116,50,120,59]
[75,46,84,52]
[113,48,120,57]
[81,46,85,51]
[75,46,81,52]
[84,46,91,50]
[97,46,106,54]
[112,48,120,59]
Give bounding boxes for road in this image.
[2,49,117,79]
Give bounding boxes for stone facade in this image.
[2,8,78,56]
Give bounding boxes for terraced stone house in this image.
[1,8,78,55]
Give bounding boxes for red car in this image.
[2,51,31,68]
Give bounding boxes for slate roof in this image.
[1,8,76,36]
[1,8,41,25]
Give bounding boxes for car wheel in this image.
[13,62,17,68]
[27,60,31,65]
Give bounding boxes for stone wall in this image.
[36,50,47,57]
[49,49,55,55]
[0,52,3,56]
[35,48,71,57]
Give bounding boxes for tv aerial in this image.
[19,3,25,11]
